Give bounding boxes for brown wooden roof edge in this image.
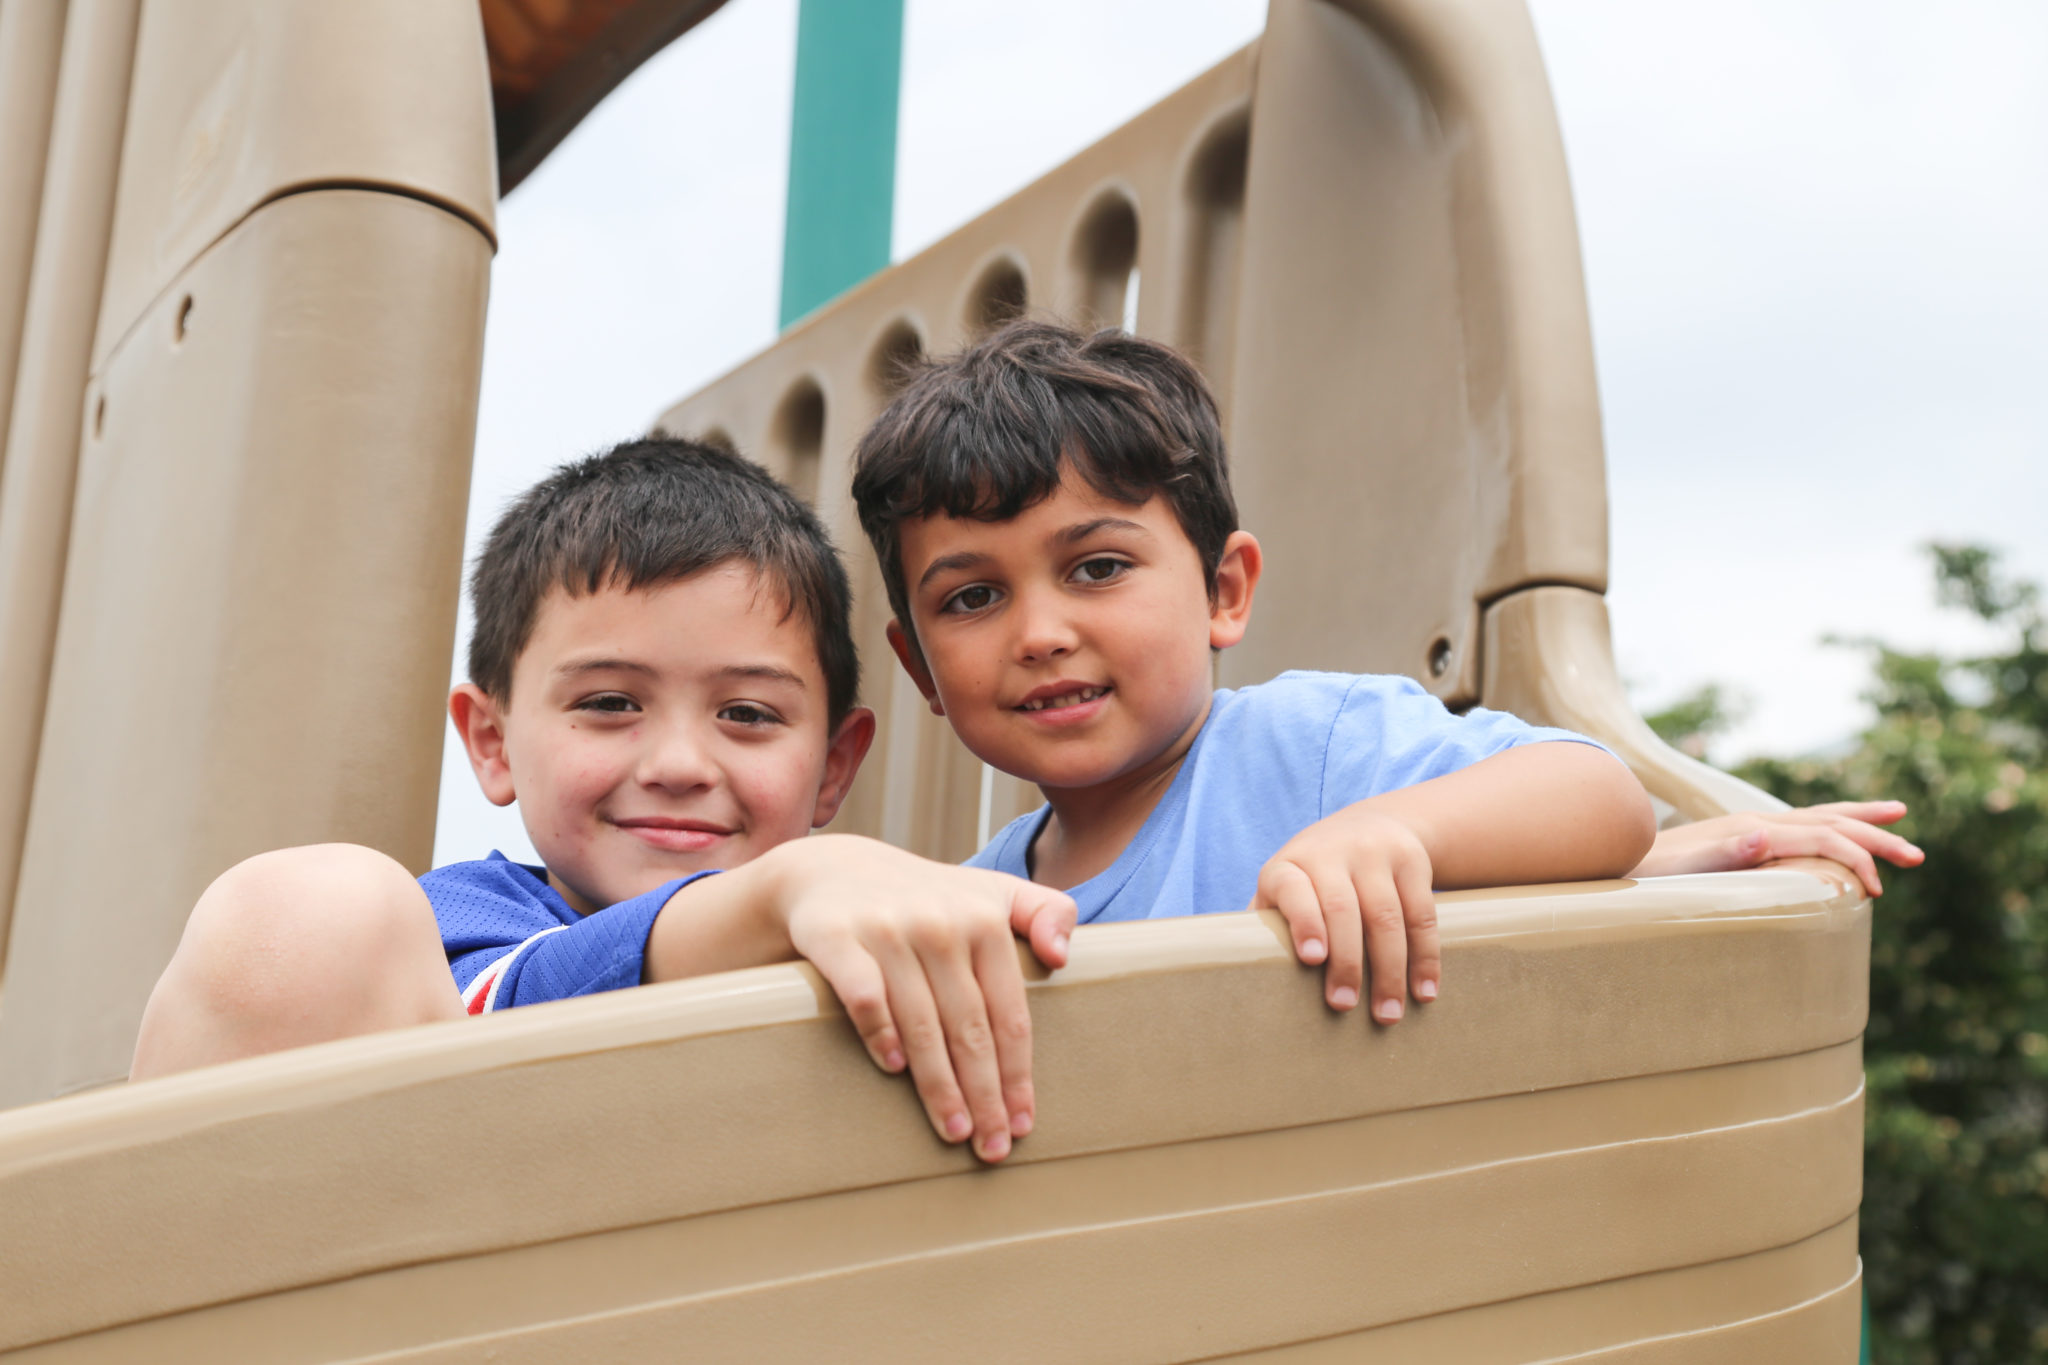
[487,0,733,195]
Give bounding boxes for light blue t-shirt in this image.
[966,670,1615,924]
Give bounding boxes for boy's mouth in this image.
[609,816,734,853]
[1014,682,1112,715]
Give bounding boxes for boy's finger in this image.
[1307,866,1364,1012]
[1825,815,1924,866]
[1812,800,1907,825]
[1259,861,1330,967]
[1356,865,1408,1024]
[971,927,1037,1141]
[1756,824,1885,896]
[1013,886,1076,968]
[873,936,973,1146]
[1393,857,1439,1004]
[1716,829,1768,872]
[913,925,1013,1163]
[1812,828,1884,898]
[808,939,904,1072]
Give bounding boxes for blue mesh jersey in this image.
[422,852,716,1012]
[966,670,1619,924]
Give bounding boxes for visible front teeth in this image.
[1022,686,1107,712]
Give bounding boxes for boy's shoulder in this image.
[1211,669,1436,730]
[419,851,551,898]
[1195,671,1446,793]
[420,853,577,938]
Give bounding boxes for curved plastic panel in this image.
[0,867,1865,1361]
[1221,0,1606,703]
[89,0,496,373]
[0,189,489,1107]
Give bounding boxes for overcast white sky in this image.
[436,0,2048,867]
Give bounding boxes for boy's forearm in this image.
[1361,742,1656,889]
[641,852,799,984]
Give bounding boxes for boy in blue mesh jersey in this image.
[133,439,1077,1165]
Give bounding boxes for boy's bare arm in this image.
[643,835,1076,1164]
[1363,742,1657,889]
[1252,743,1655,1026]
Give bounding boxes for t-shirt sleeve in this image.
[483,875,713,1008]
[425,861,716,1011]
[1318,673,1619,816]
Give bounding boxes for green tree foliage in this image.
[1658,546,2047,1363]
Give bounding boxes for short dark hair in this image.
[468,437,859,724]
[851,320,1237,646]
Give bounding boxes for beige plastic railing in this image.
[0,867,1866,1361]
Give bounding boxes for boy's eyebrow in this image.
[714,663,808,689]
[555,659,807,689]
[555,657,656,679]
[1055,516,1147,545]
[916,551,990,592]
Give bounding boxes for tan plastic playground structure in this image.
[0,0,1862,1359]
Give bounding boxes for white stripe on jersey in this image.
[463,924,570,1014]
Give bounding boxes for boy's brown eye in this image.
[947,585,997,613]
[1075,558,1126,583]
[578,693,637,713]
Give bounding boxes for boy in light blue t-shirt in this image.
[850,321,1916,1027]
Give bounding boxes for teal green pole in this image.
[779,0,904,329]
[1861,1286,1871,1364]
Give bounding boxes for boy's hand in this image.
[1630,801,1923,898]
[1250,808,1439,1024]
[763,836,1075,1163]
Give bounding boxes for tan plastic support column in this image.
[0,0,70,477]
[0,0,496,1106]
[0,0,139,974]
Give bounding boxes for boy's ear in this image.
[811,707,878,828]
[1208,530,1262,650]
[884,619,945,716]
[449,684,517,807]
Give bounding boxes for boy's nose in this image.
[636,719,719,792]
[1010,588,1080,663]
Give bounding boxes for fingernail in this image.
[883,1049,905,1072]
[1331,986,1358,1010]
[1010,1109,1033,1137]
[1376,998,1404,1023]
[1302,938,1325,962]
[980,1131,1010,1161]
[1416,980,1438,1001]
[945,1112,972,1141]
[1053,933,1069,957]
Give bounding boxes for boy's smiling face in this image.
[452,563,872,913]
[891,471,1258,794]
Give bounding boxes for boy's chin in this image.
[1009,754,1144,793]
